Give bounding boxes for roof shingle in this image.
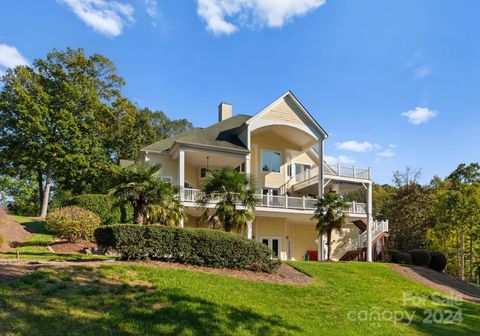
[141,114,251,154]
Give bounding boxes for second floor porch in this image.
[182,188,368,216]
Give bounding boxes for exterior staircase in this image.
[340,247,367,261]
[340,220,389,262]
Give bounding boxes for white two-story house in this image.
[134,91,389,262]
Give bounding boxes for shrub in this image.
[408,249,431,267]
[46,206,101,243]
[386,249,399,262]
[95,225,280,272]
[429,252,447,272]
[392,251,413,265]
[63,194,133,225]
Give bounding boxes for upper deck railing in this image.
[294,163,371,184]
[183,188,367,215]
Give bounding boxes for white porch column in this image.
[179,217,184,228]
[179,147,185,201]
[245,153,251,176]
[317,139,325,261]
[318,234,325,261]
[247,220,253,240]
[318,140,324,198]
[367,182,373,262]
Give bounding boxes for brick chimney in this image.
[218,102,232,122]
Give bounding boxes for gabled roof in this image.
[141,114,251,154]
[141,91,327,155]
[244,91,328,139]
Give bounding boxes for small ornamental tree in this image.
[312,193,347,261]
[109,163,181,225]
[46,206,101,243]
[197,167,257,234]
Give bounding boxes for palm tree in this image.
[109,163,181,225]
[146,190,186,226]
[312,193,347,260]
[197,167,257,233]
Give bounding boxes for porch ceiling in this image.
[185,150,245,169]
[294,180,365,195]
[252,125,316,149]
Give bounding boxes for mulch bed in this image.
[390,264,480,304]
[0,259,314,285]
[49,240,97,253]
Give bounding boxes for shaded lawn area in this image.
[0,216,110,261]
[0,262,478,335]
[10,215,55,252]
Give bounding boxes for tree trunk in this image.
[460,229,465,281]
[134,203,146,224]
[37,169,44,213]
[469,230,473,282]
[39,164,52,218]
[455,226,460,277]
[326,231,332,260]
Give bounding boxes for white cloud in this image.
[324,155,355,165]
[335,140,373,152]
[414,65,432,79]
[60,0,135,37]
[145,0,158,18]
[378,149,395,158]
[401,107,438,125]
[0,44,29,69]
[195,0,326,36]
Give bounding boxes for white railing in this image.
[182,188,366,214]
[184,188,200,202]
[346,201,367,214]
[294,163,371,184]
[345,238,359,251]
[358,220,389,248]
[371,220,389,240]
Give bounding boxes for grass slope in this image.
[0,262,478,335]
[0,216,109,261]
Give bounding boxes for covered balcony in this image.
[182,188,367,216]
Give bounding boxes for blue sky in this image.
[1,0,479,184]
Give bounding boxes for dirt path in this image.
[391,264,480,304]
[0,259,314,285]
[0,219,32,252]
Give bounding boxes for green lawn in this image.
[0,216,110,261]
[0,262,478,335]
[10,215,55,252]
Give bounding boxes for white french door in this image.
[260,237,281,258]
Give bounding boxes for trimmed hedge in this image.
[95,225,280,273]
[429,252,447,272]
[408,249,431,267]
[391,251,413,265]
[63,194,133,225]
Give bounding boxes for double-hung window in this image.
[261,150,281,173]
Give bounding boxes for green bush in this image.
[46,206,101,243]
[392,251,413,265]
[408,249,431,267]
[429,252,447,272]
[63,194,133,225]
[95,225,280,272]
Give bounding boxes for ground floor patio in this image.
[184,213,363,262]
